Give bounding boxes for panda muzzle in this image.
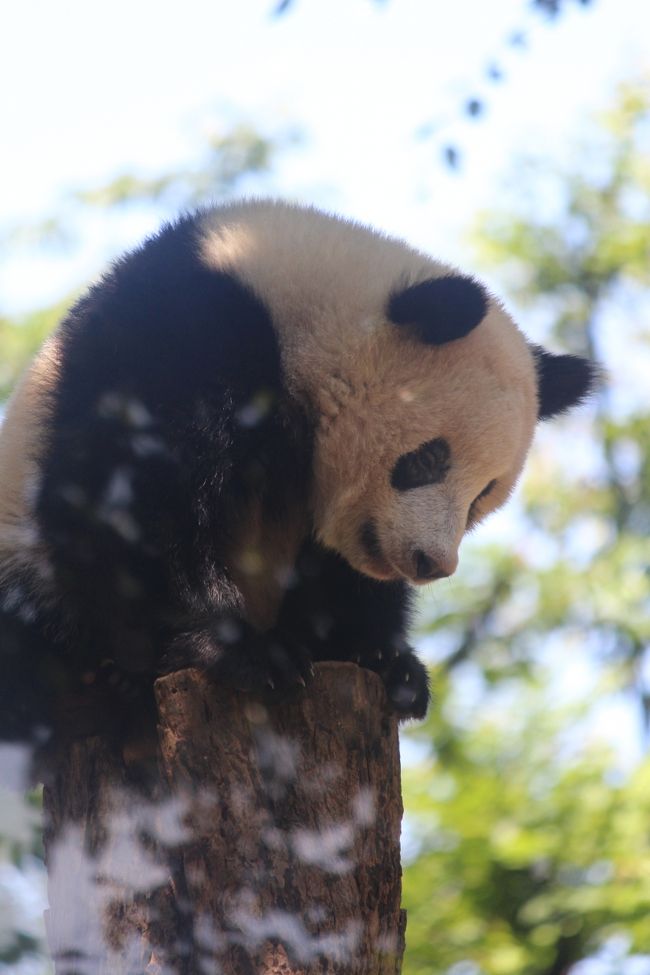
[411,547,458,583]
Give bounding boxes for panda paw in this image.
[381,650,430,720]
[209,630,315,700]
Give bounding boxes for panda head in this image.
[199,201,597,586]
[307,273,596,586]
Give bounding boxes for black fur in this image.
[0,580,68,744]
[388,275,488,345]
[0,213,428,760]
[391,437,451,491]
[533,346,599,420]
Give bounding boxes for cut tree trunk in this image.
[42,662,406,975]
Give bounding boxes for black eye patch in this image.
[391,438,451,492]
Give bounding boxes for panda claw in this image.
[207,629,313,701]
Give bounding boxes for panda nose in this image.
[414,549,457,581]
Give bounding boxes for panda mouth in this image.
[359,518,446,584]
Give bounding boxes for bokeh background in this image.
[1,1,650,972]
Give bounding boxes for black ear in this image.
[533,346,599,420]
[387,275,488,346]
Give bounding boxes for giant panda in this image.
[0,199,596,750]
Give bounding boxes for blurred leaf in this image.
[487,63,505,82]
[532,0,562,18]
[0,301,69,401]
[2,122,287,258]
[509,30,528,47]
[443,145,461,170]
[74,125,280,210]
[465,98,485,118]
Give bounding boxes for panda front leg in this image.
[276,541,430,720]
[376,648,430,720]
[340,618,430,721]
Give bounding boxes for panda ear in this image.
[387,275,488,346]
[533,345,599,420]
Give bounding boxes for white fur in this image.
[0,337,60,587]
[199,200,538,584]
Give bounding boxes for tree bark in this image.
[42,662,406,975]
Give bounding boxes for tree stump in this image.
[42,662,406,974]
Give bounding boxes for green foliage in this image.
[0,302,68,401]
[0,932,42,966]
[0,785,46,969]
[475,80,650,316]
[1,123,291,258]
[403,686,650,975]
[402,78,650,974]
[73,125,284,209]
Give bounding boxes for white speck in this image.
[103,468,133,508]
[97,393,153,428]
[216,619,241,643]
[253,728,299,796]
[0,584,23,612]
[352,787,376,827]
[59,483,86,507]
[100,509,140,543]
[17,600,37,623]
[236,391,273,428]
[131,434,166,457]
[230,896,361,963]
[291,822,354,873]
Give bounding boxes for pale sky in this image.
[1,0,648,311]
